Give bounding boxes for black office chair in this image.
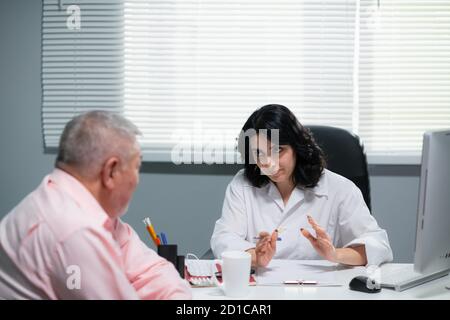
[306,125,371,211]
[201,126,371,259]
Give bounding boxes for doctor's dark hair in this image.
[237,104,326,188]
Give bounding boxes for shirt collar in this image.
[47,168,114,230]
[265,170,329,206]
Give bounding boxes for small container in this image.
[157,244,178,267]
[177,255,185,279]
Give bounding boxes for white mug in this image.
[213,251,251,298]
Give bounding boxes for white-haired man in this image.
[0,111,191,299]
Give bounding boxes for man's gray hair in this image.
[56,110,141,178]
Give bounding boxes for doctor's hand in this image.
[247,230,278,268]
[300,215,338,263]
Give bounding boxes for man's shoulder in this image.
[27,180,105,242]
[0,180,108,261]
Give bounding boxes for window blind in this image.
[359,0,450,164]
[124,0,356,161]
[42,0,450,164]
[42,0,124,149]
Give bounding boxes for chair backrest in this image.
[306,125,371,212]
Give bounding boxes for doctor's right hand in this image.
[247,230,278,268]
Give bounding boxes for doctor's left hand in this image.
[300,215,338,263]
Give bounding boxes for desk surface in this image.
[192,260,450,300]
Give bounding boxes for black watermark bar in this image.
[1,300,448,318]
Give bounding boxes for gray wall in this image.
[0,0,419,262]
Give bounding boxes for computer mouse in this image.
[349,276,381,293]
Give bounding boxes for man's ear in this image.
[101,157,120,190]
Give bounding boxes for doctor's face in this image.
[250,134,296,184]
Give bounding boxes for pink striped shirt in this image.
[0,169,192,299]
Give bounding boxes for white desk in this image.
[192,260,450,300]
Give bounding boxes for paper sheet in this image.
[256,260,342,285]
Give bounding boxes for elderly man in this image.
[0,111,191,299]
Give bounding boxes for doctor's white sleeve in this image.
[336,182,394,266]
[210,178,255,258]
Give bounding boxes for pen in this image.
[253,227,284,242]
[259,281,343,287]
[284,280,317,285]
[283,280,343,287]
[253,236,282,241]
[160,232,168,245]
[143,217,161,246]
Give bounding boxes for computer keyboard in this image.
[380,264,449,291]
[381,265,422,286]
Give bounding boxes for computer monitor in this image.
[414,129,450,275]
[382,129,450,291]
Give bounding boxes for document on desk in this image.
[256,260,346,286]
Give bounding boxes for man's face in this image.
[109,145,142,218]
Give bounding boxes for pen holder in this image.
[157,244,185,279]
[177,255,185,279]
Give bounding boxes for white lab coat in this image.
[211,169,393,266]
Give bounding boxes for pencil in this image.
[143,217,160,246]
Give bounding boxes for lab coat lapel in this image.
[284,187,305,213]
[266,182,285,211]
[266,183,305,213]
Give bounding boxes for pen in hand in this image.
[253,236,282,241]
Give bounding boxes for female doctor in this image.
[210,104,393,268]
